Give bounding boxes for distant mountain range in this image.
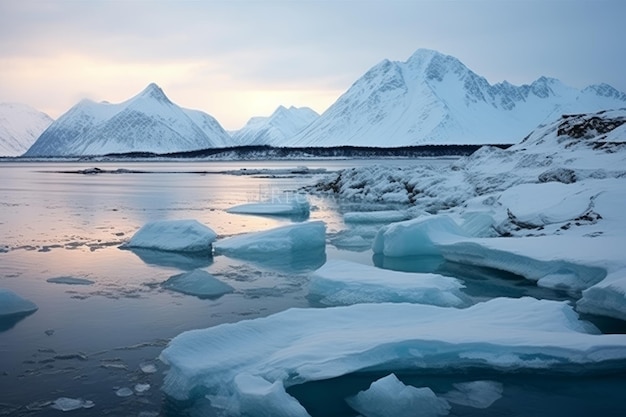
[9,48,626,156]
[288,49,626,147]
[0,103,53,156]
[24,83,232,157]
[231,105,318,147]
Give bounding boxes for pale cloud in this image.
[0,0,625,130]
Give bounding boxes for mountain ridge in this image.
[0,103,53,156]
[24,83,232,157]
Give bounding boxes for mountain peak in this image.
[136,83,171,103]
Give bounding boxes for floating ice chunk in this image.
[160,297,626,411]
[50,397,94,411]
[308,260,467,307]
[162,269,234,299]
[214,221,326,256]
[115,387,133,397]
[233,373,311,417]
[343,210,411,224]
[498,182,595,227]
[442,380,503,409]
[346,374,450,417]
[227,195,310,217]
[140,362,158,374]
[46,276,94,285]
[372,215,464,257]
[0,288,38,318]
[123,219,217,252]
[134,383,150,393]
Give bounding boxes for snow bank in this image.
[227,194,310,217]
[160,297,626,413]
[0,288,38,318]
[308,260,467,307]
[123,219,217,252]
[162,269,234,299]
[214,221,326,256]
[346,374,450,417]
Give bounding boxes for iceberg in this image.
[162,269,234,299]
[160,297,626,414]
[308,260,467,307]
[346,373,450,417]
[122,219,217,252]
[214,221,326,256]
[0,288,38,318]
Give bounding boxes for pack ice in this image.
[123,219,217,252]
[308,260,467,307]
[320,109,626,320]
[160,297,626,415]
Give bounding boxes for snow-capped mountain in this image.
[0,103,53,156]
[231,106,319,146]
[24,83,232,156]
[289,49,626,147]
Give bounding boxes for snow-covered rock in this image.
[160,297,626,412]
[0,288,38,318]
[346,373,450,417]
[123,219,217,253]
[214,221,326,257]
[162,269,234,299]
[24,83,232,156]
[289,49,626,147]
[0,102,53,156]
[231,105,318,146]
[308,260,467,307]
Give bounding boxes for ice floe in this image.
[122,219,217,252]
[214,221,326,257]
[50,397,95,411]
[160,297,626,414]
[346,373,450,417]
[308,260,467,307]
[46,276,94,285]
[343,210,412,224]
[226,194,310,217]
[162,269,234,299]
[442,380,503,409]
[0,288,38,318]
[115,387,134,397]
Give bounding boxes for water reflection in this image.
[218,248,327,273]
[0,311,37,333]
[123,247,213,270]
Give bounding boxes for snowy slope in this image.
[289,49,626,147]
[231,105,319,146]
[0,103,53,156]
[24,83,232,156]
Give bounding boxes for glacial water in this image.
[1,159,625,416]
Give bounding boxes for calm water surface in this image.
[1,159,625,416]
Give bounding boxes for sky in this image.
[1,0,625,130]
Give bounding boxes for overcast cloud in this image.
[0,0,624,129]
